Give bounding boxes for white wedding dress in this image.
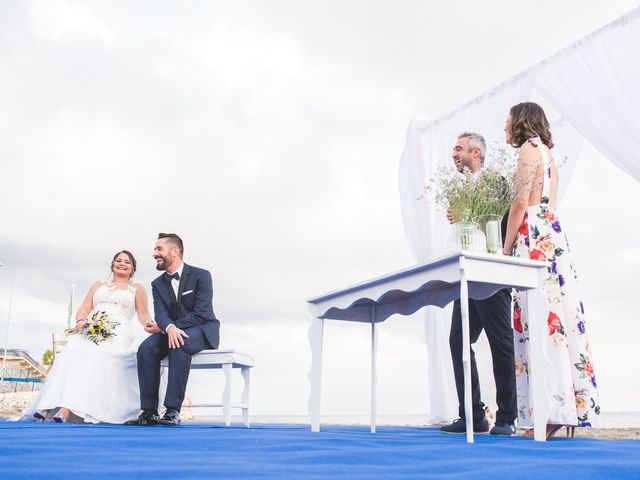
[21,283,141,424]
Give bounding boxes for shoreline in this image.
[3,391,638,440]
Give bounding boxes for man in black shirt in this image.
[440,132,516,436]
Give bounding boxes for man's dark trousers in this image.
[449,288,516,424]
[138,326,212,411]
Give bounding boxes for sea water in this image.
[192,411,640,428]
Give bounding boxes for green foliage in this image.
[426,147,516,222]
[42,349,54,365]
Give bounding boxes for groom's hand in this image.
[446,207,459,224]
[167,326,189,349]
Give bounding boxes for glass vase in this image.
[448,221,486,253]
[475,214,503,254]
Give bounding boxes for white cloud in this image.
[30,0,115,43]
[1,0,639,418]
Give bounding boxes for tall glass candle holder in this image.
[476,214,503,254]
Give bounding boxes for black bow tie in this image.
[165,272,180,282]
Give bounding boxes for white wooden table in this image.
[307,251,551,442]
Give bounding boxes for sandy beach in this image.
[2,391,637,440]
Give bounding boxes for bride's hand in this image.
[73,320,85,333]
[144,322,161,334]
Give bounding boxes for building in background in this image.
[0,349,46,394]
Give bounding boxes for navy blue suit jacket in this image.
[151,263,220,349]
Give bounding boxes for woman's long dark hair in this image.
[508,102,554,149]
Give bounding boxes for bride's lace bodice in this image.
[92,283,137,320]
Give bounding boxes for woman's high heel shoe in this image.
[33,410,47,421]
[547,424,578,439]
[523,424,576,439]
[52,407,70,423]
[546,424,564,439]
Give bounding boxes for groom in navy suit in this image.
[126,233,220,426]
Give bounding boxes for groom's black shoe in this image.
[440,417,490,434]
[159,408,181,426]
[125,409,159,426]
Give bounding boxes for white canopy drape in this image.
[399,6,640,424]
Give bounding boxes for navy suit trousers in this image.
[449,288,516,424]
[137,325,212,412]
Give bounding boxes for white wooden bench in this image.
[160,349,255,427]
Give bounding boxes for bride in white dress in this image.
[20,250,152,424]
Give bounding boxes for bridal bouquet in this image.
[66,311,120,345]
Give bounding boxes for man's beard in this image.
[155,256,170,271]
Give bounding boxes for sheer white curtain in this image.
[536,6,640,183]
[399,5,640,424]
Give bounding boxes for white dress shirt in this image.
[165,262,184,333]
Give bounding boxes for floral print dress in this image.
[511,137,600,428]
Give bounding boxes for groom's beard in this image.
[155,255,170,271]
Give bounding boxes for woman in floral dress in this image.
[501,102,600,439]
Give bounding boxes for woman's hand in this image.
[74,281,102,332]
[73,319,85,333]
[502,247,512,256]
[144,321,161,334]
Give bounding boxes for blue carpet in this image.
[0,421,638,479]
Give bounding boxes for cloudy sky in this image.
[1,0,639,419]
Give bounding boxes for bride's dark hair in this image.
[508,102,554,149]
[111,250,137,278]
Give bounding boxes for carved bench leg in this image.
[222,363,232,426]
[241,366,250,427]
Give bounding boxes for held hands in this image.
[167,326,189,349]
[142,320,189,349]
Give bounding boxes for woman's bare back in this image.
[518,140,559,210]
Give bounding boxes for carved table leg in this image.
[525,286,552,442]
[308,316,324,432]
[459,259,474,444]
[370,307,378,433]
